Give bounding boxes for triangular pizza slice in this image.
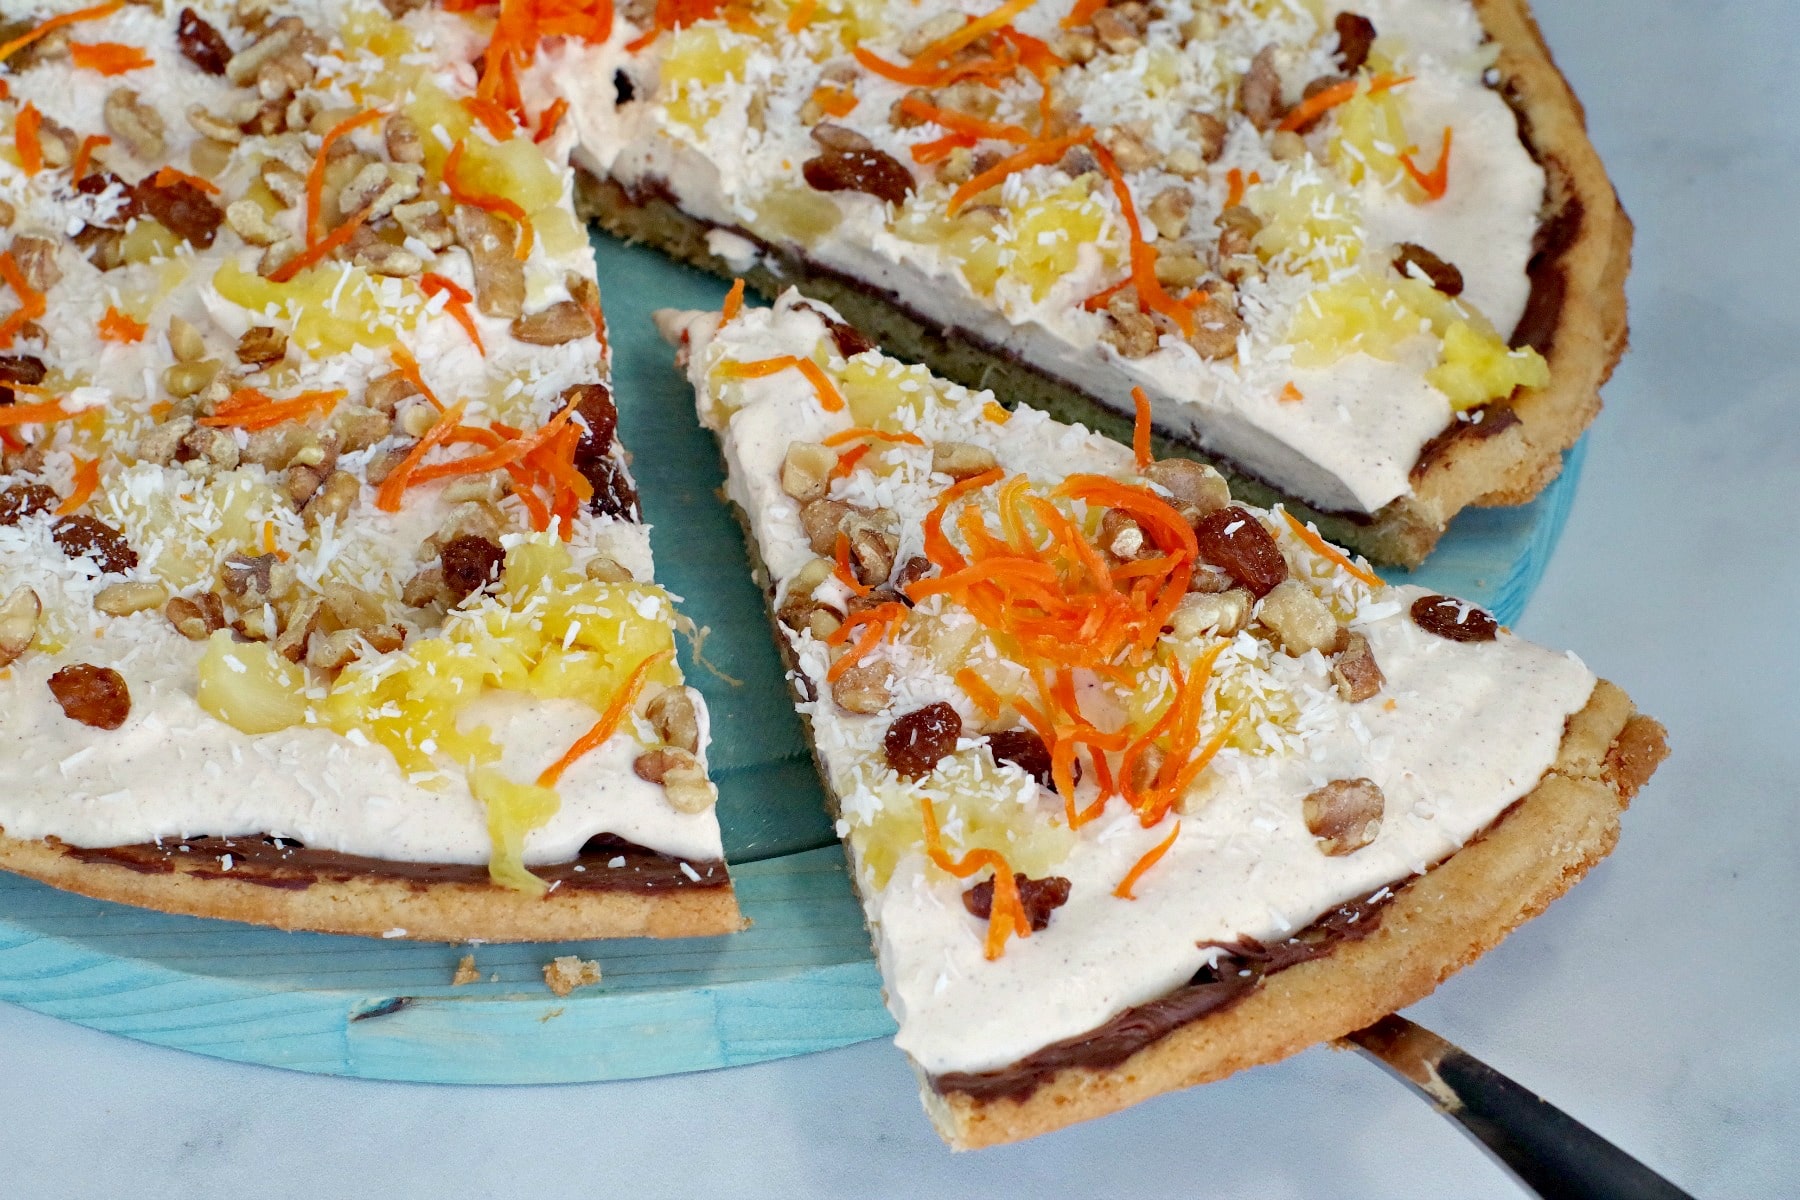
[661,290,1664,1146]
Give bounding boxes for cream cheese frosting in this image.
[539,0,1548,515]
[0,0,723,874]
[668,292,1594,1076]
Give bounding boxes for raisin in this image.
[1393,242,1464,296]
[1410,594,1499,642]
[133,177,224,249]
[1193,506,1288,597]
[818,313,875,357]
[52,516,138,574]
[613,68,636,104]
[47,664,131,730]
[566,382,618,454]
[0,482,56,525]
[962,873,1072,931]
[0,355,47,386]
[892,555,933,594]
[803,147,914,206]
[883,701,962,779]
[440,535,506,601]
[176,6,233,74]
[580,454,640,520]
[986,728,1054,789]
[1333,12,1377,73]
[76,172,140,221]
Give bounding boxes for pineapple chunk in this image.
[748,182,844,247]
[1246,177,1362,279]
[470,767,562,895]
[839,356,939,429]
[1427,320,1550,409]
[196,633,309,734]
[1328,88,1412,193]
[212,260,421,355]
[122,219,182,265]
[661,26,754,129]
[104,467,282,590]
[898,179,1115,301]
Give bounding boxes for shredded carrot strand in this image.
[54,457,100,515]
[897,95,1033,144]
[153,165,219,195]
[1278,381,1304,404]
[920,797,1029,960]
[462,94,517,140]
[1115,820,1180,899]
[908,0,1039,67]
[534,96,570,143]
[375,401,468,512]
[444,140,535,260]
[97,306,146,343]
[68,41,152,74]
[720,277,746,323]
[1400,126,1453,201]
[809,84,857,118]
[69,133,108,180]
[267,208,368,284]
[536,650,672,787]
[832,530,872,597]
[0,398,72,427]
[1223,166,1262,210]
[1081,278,1130,313]
[915,466,1004,577]
[418,272,485,355]
[1061,0,1104,27]
[1277,72,1414,134]
[0,1,122,64]
[828,441,872,481]
[793,358,845,412]
[14,102,42,176]
[1094,143,1194,338]
[825,615,886,682]
[825,601,906,647]
[199,388,346,432]
[305,108,381,246]
[0,250,47,349]
[716,355,843,411]
[1130,385,1152,469]
[981,400,1010,424]
[949,127,1091,215]
[821,426,924,448]
[387,344,445,412]
[1279,508,1383,588]
[955,668,1003,717]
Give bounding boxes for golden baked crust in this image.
[922,681,1666,1149]
[0,828,746,942]
[579,0,1632,568]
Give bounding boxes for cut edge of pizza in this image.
[532,0,1630,568]
[0,0,742,942]
[658,290,1665,1147]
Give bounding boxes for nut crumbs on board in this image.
[542,955,602,997]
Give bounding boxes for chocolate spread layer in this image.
[65,832,728,893]
[930,885,1397,1103]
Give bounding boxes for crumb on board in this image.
[451,954,481,986]
[543,955,602,997]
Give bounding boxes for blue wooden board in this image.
[0,230,1587,1083]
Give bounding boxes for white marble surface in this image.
[5,1,1797,1195]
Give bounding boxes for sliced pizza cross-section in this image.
[0,0,742,941]
[661,291,1665,1147]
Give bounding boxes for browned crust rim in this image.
[579,0,1630,567]
[923,680,1666,1148]
[0,827,746,942]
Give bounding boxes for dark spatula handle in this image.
[1346,1016,1695,1200]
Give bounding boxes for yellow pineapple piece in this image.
[1247,176,1362,279]
[1427,320,1550,409]
[196,633,310,734]
[212,260,421,355]
[661,26,754,129]
[104,467,282,590]
[121,219,182,265]
[839,355,939,429]
[748,181,844,247]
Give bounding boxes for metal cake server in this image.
[1345,1016,1696,1200]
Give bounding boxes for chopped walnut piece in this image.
[94,581,169,617]
[1096,124,1157,173]
[1303,778,1384,856]
[451,205,525,319]
[1146,188,1193,242]
[963,873,1071,931]
[271,594,322,663]
[798,498,881,557]
[1258,579,1338,656]
[9,236,60,293]
[392,201,452,250]
[304,470,359,528]
[1091,8,1142,53]
[1216,204,1264,284]
[1101,287,1159,358]
[1184,111,1228,163]
[165,592,226,641]
[1153,243,1208,290]
[1172,587,1252,639]
[930,441,997,481]
[48,664,131,730]
[225,199,281,246]
[221,553,290,605]
[780,441,837,504]
[831,658,892,713]
[340,161,422,223]
[511,301,595,346]
[137,177,224,248]
[1239,45,1286,132]
[542,955,602,997]
[1187,288,1246,359]
[260,157,305,206]
[1330,630,1385,702]
[647,686,701,754]
[1142,457,1231,522]
[1053,29,1096,65]
[236,325,287,366]
[104,88,166,160]
[634,747,717,813]
[0,586,42,667]
[385,113,424,164]
[777,590,844,639]
[1099,509,1151,561]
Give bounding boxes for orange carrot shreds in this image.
[949,127,1092,216]
[387,343,445,412]
[720,277,746,323]
[714,356,795,380]
[1093,143,1195,339]
[444,140,535,260]
[14,102,42,176]
[821,426,925,448]
[305,108,382,246]
[1223,166,1262,210]
[418,272,485,355]
[833,530,873,597]
[826,613,889,683]
[0,250,47,349]
[1131,385,1152,469]
[69,133,108,180]
[97,306,146,343]
[536,649,672,787]
[920,797,1029,960]
[794,358,845,412]
[715,355,845,412]
[1054,475,1197,559]
[198,387,347,432]
[0,1,122,65]
[623,0,735,53]
[68,41,153,74]
[785,0,816,33]
[266,208,369,284]
[955,668,1003,718]
[1277,72,1415,134]
[0,398,74,427]
[911,131,975,165]
[851,46,975,89]
[462,94,517,140]
[1080,278,1130,313]
[376,400,468,512]
[909,0,1041,66]
[828,441,872,481]
[54,457,100,515]
[152,165,219,195]
[825,600,907,649]
[982,400,1011,424]
[809,84,858,118]
[896,95,1034,145]
[1279,508,1383,588]
[916,466,1006,576]
[1400,125,1453,201]
[1278,381,1304,404]
[1061,0,1105,28]
[533,96,570,143]
[1115,820,1180,899]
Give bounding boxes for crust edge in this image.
[0,829,747,942]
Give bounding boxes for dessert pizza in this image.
[661,290,1664,1147]
[0,0,742,941]
[541,0,1628,566]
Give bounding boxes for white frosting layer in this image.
[671,294,1595,1076]
[0,0,723,868]
[550,0,1545,515]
